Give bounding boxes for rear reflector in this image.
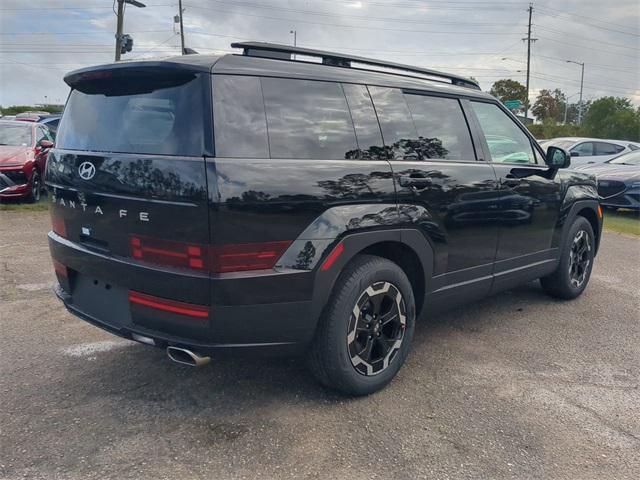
[128,290,209,319]
[51,212,67,238]
[52,259,68,277]
[210,241,292,273]
[320,242,344,271]
[130,235,206,271]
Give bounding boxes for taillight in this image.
[129,235,291,274]
[128,290,209,319]
[130,235,207,271]
[51,212,67,238]
[210,241,292,273]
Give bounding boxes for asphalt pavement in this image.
[1,210,639,480]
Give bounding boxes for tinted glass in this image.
[404,94,475,160]
[35,127,47,144]
[261,78,357,160]
[471,102,535,164]
[610,151,640,165]
[342,83,384,159]
[368,86,417,159]
[595,142,624,155]
[57,74,204,156]
[0,123,32,146]
[213,75,269,158]
[572,142,594,156]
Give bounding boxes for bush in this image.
[527,122,585,140]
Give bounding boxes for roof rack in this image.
[230,42,480,90]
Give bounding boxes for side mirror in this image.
[39,139,54,149]
[546,146,571,169]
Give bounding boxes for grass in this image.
[0,198,49,212]
[603,209,640,236]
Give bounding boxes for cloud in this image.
[1,0,638,107]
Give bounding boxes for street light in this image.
[563,92,580,124]
[566,60,585,125]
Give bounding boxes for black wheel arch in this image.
[558,199,602,256]
[309,229,434,332]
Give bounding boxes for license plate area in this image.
[72,274,131,328]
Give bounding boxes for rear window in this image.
[57,73,204,156]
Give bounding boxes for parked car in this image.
[542,137,640,168]
[575,150,640,210]
[47,43,602,395]
[0,120,54,201]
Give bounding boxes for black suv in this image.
[47,43,601,395]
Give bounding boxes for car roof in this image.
[551,137,637,146]
[64,47,493,100]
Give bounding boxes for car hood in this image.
[0,145,31,166]
[580,165,640,182]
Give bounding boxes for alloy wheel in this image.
[569,229,591,288]
[347,281,406,376]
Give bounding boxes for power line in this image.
[534,24,640,51]
[536,5,639,36]
[534,34,640,59]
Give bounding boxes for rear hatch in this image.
[47,64,213,339]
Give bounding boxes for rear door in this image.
[46,69,212,311]
[369,87,501,298]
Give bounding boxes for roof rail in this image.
[230,42,480,90]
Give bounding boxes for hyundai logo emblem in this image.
[78,162,96,180]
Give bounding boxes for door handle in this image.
[399,175,432,189]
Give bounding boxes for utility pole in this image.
[522,3,537,120]
[115,0,125,61]
[566,60,585,124]
[114,0,146,61]
[178,0,185,54]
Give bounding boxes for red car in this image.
[0,120,54,201]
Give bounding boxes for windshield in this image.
[0,123,32,146]
[57,73,204,156]
[609,151,640,166]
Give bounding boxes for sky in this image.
[0,0,638,109]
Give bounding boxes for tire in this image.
[540,216,595,300]
[27,170,41,203]
[307,254,416,396]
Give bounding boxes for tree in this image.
[532,89,566,123]
[583,97,640,141]
[489,79,527,113]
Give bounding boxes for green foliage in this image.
[582,97,640,141]
[0,104,63,115]
[532,89,566,123]
[489,79,527,113]
[527,122,585,140]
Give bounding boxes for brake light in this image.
[130,235,206,271]
[128,290,209,319]
[51,212,67,238]
[210,241,292,273]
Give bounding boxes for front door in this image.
[468,101,562,288]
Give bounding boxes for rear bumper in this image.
[49,232,317,355]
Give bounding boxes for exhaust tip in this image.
[166,346,210,367]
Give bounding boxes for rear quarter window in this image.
[56,73,205,156]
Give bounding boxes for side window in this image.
[404,94,475,160]
[342,84,384,159]
[42,126,54,142]
[470,102,536,164]
[628,144,639,151]
[368,86,418,160]
[571,142,594,156]
[595,142,624,155]
[261,78,357,160]
[35,127,46,145]
[213,75,269,158]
